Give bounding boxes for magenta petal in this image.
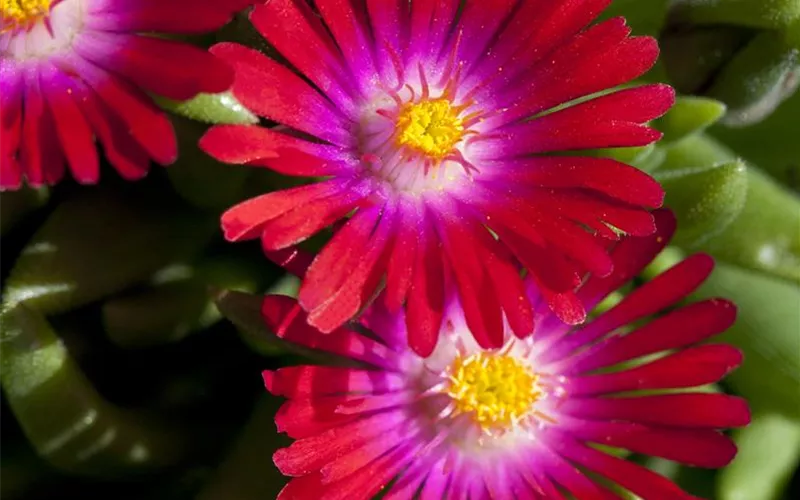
[406,215,445,357]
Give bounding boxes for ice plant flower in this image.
[262,211,750,499]
[0,0,255,189]
[202,0,675,355]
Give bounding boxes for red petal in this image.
[495,20,660,125]
[0,62,23,189]
[406,216,445,356]
[564,299,738,373]
[551,433,700,500]
[561,393,751,428]
[577,209,676,308]
[315,0,377,94]
[262,295,397,368]
[384,203,419,311]
[87,0,253,34]
[566,419,738,468]
[40,67,99,184]
[74,32,232,100]
[467,0,611,89]
[263,366,406,399]
[221,180,348,241]
[250,0,355,112]
[210,42,351,146]
[21,69,64,186]
[200,124,351,176]
[306,204,396,333]
[57,55,176,165]
[492,156,664,208]
[273,409,406,476]
[545,253,715,362]
[570,344,743,395]
[433,210,504,349]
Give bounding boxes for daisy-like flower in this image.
[262,211,750,499]
[0,0,255,189]
[202,0,675,356]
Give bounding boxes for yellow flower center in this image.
[446,352,543,433]
[1,0,51,30]
[395,98,464,159]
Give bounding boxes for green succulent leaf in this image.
[673,0,800,31]
[655,96,728,144]
[154,91,257,125]
[660,135,800,281]
[0,305,189,477]
[2,189,215,315]
[656,160,748,248]
[167,117,252,211]
[694,262,800,418]
[0,187,49,236]
[707,30,799,127]
[597,0,669,36]
[712,88,800,190]
[718,413,800,500]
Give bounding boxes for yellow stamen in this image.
[1,0,51,31]
[446,352,543,433]
[395,98,464,159]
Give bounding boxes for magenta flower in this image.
[262,211,749,499]
[0,0,255,189]
[202,0,674,355]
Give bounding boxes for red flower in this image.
[0,0,255,189]
[202,0,674,355]
[262,211,749,499]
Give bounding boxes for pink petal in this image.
[87,0,254,34]
[315,0,377,95]
[0,61,23,189]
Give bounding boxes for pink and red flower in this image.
[0,0,255,189]
[202,0,674,356]
[262,211,749,499]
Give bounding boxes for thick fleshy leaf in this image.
[657,160,748,248]
[660,135,800,281]
[154,91,257,125]
[694,262,800,418]
[654,96,727,144]
[2,189,214,315]
[718,413,800,500]
[0,305,189,476]
[706,30,799,127]
[0,187,48,235]
[673,0,800,31]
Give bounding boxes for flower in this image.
[0,0,255,189]
[202,0,675,355]
[262,211,750,499]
